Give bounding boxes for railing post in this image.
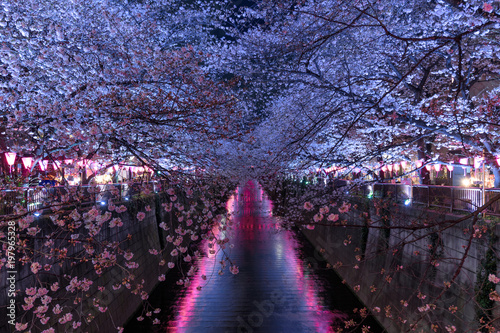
[450,187,454,213]
[25,188,29,211]
[410,184,413,205]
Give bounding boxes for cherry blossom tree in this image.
[0,1,248,332]
[0,0,244,178]
[214,0,500,185]
[211,0,500,331]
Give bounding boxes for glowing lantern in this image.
[54,161,61,169]
[5,152,16,166]
[5,152,16,174]
[474,157,484,169]
[434,164,441,172]
[401,161,407,169]
[416,160,423,168]
[22,157,34,170]
[39,160,48,171]
[459,158,468,165]
[497,156,500,166]
[446,164,454,172]
[381,165,387,172]
[425,164,432,171]
[387,164,393,172]
[64,159,73,165]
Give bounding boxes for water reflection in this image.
[125,181,383,333]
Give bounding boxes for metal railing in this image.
[0,181,168,216]
[363,183,500,216]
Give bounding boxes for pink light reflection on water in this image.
[260,188,341,332]
[166,183,346,332]
[167,193,237,333]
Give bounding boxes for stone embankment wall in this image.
[1,187,225,333]
[301,198,499,332]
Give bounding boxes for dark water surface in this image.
[125,181,384,333]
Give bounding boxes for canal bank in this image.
[300,197,499,333]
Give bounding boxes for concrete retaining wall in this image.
[300,199,498,332]
[0,188,219,333]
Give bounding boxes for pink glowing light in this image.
[77,159,88,167]
[39,160,48,171]
[22,157,34,169]
[474,157,483,169]
[5,152,16,166]
[434,164,441,172]
[416,160,423,168]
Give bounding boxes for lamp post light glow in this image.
[39,160,48,171]
[22,157,34,170]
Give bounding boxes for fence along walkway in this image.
[3,180,500,217]
[0,181,169,216]
[361,183,500,216]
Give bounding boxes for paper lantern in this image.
[446,164,454,172]
[22,157,34,169]
[459,158,468,165]
[425,164,431,171]
[434,164,441,172]
[416,160,423,168]
[39,160,48,171]
[387,164,393,172]
[401,161,407,169]
[474,157,483,169]
[5,152,16,166]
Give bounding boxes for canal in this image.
[124,181,385,333]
